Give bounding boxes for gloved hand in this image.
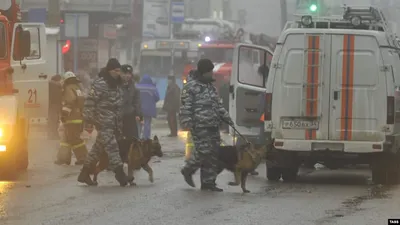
[84,119,99,129]
[180,127,191,132]
[180,122,193,132]
[60,110,69,123]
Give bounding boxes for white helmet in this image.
[62,71,76,81]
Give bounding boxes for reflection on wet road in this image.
[0,135,399,225]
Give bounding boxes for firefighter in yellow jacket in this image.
[54,71,88,165]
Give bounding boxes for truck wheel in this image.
[16,119,29,171]
[282,167,299,182]
[266,166,281,181]
[16,146,28,171]
[0,151,18,180]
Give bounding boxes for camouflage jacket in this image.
[179,71,233,130]
[83,70,123,130]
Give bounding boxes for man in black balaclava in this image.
[77,58,128,186]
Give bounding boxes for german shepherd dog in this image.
[218,143,266,193]
[89,135,163,185]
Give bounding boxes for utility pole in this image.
[280,0,287,31]
[48,0,60,26]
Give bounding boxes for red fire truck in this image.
[0,0,48,178]
[182,28,277,91]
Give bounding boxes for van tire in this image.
[266,167,281,181]
[371,153,400,185]
[281,167,298,182]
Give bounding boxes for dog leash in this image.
[219,116,250,144]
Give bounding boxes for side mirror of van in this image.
[20,30,31,58]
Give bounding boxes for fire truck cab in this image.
[0,1,48,178]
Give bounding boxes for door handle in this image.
[245,108,258,113]
[229,85,234,93]
[333,91,339,100]
[38,74,47,79]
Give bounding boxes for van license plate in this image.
[281,118,319,130]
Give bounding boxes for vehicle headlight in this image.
[0,145,5,152]
[183,79,187,84]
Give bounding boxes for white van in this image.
[230,6,400,185]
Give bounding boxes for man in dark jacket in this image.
[48,74,62,140]
[119,64,142,162]
[77,58,128,186]
[136,75,160,139]
[163,75,181,137]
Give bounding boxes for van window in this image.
[25,27,41,60]
[238,46,272,87]
[0,23,6,59]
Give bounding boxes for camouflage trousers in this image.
[83,127,123,171]
[182,127,222,185]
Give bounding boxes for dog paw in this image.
[129,182,137,186]
[242,189,250,193]
[228,182,239,186]
[149,176,154,183]
[92,181,98,186]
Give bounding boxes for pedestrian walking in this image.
[136,74,160,139]
[163,75,180,137]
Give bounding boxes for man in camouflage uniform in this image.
[77,58,128,186]
[54,72,88,165]
[180,58,234,192]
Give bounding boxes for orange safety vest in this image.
[260,113,264,121]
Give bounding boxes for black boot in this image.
[250,171,259,176]
[77,167,95,186]
[75,160,85,165]
[201,184,223,192]
[181,168,195,187]
[114,165,128,186]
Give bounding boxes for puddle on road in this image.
[314,184,392,225]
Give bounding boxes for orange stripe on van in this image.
[305,35,320,140]
[340,35,355,140]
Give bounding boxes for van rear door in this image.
[329,34,386,141]
[230,43,273,141]
[272,34,329,140]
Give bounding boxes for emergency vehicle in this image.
[230,6,400,185]
[181,27,276,91]
[138,38,202,100]
[0,0,48,177]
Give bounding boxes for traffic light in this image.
[62,40,71,54]
[309,3,317,12]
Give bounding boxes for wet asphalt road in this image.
[1,128,400,225]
